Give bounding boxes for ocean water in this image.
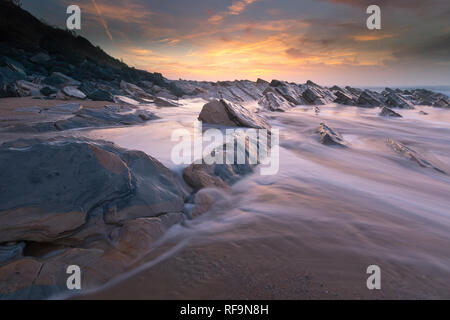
[79,99,450,298]
[363,86,450,96]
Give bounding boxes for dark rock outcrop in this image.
[379,106,402,117]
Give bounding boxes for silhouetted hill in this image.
[0,0,127,68]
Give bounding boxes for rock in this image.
[42,76,64,87]
[357,90,384,107]
[156,89,178,100]
[334,90,356,105]
[51,72,81,86]
[433,97,450,108]
[113,95,140,105]
[199,99,271,131]
[14,106,41,113]
[117,213,183,257]
[54,108,157,130]
[42,103,82,115]
[152,85,161,93]
[386,138,445,174]
[191,188,228,217]
[15,80,42,96]
[1,57,26,75]
[40,86,57,96]
[120,80,153,100]
[154,96,180,107]
[256,78,269,86]
[183,137,256,192]
[0,258,42,298]
[258,91,293,111]
[30,53,50,64]
[87,89,113,102]
[301,87,331,105]
[198,100,236,126]
[419,111,429,115]
[183,163,231,191]
[379,106,402,117]
[0,138,184,243]
[385,92,414,109]
[61,86,86,99]
[345,86,363,97]
[318,123,347,147]
[0,242,25,263]
[267,80,304,105]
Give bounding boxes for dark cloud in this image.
[392,33,450,61]
[318,0,444,9]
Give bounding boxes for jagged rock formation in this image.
[198,99,271,131]
[318,123,347,147]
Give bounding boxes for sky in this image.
[22,0,450,86]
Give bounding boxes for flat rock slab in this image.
[42,103,83,115]
[14,106,41,113]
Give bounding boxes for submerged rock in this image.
[386,138,445,174]
[379,106,402,118]
[318,123,347,147]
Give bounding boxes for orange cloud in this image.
[208,0,257,24]
[352,33,395,41]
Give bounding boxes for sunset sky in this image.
[22,0,450,86]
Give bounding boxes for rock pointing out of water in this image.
[318,123,347,147]
[379,107,402,118]
[199,99,271,131]
[386,138,446,174]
